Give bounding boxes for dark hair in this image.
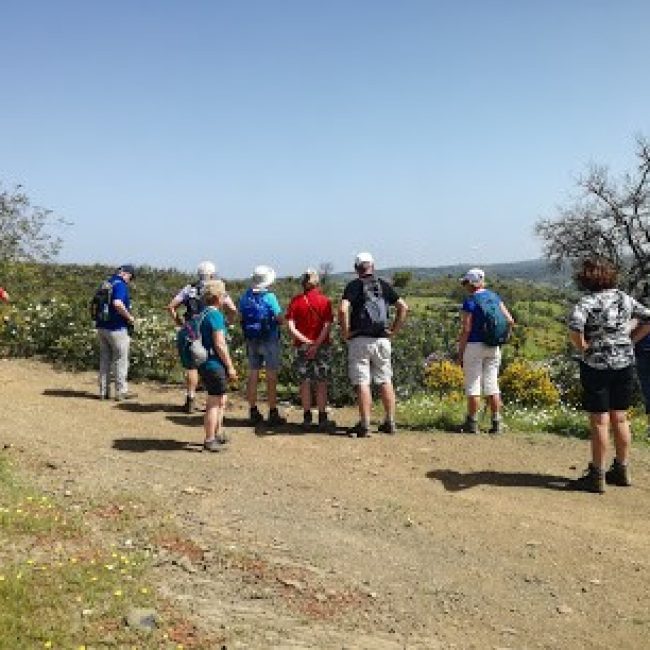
[575,258,618,291]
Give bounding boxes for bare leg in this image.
[467,395,481,418]
[247,369,260,408]
[487,393,501,417]
[610,409,631,464]
[300,379,312,411]
[266,369,278,410]
[589,412,610,469]
[186,368,199,396]
[204,394,226,442]
[379,381,396,421]
[357,384,372,424]
[316,381,328,413]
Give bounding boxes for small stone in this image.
[63,490,72,497]
[557,604,573,615]
[125,607,158,631]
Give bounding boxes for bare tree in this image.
[535,135,650,293]
[318,261,334,285]
[0,184,67,263]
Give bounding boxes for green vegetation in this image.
[0,456,215,649]
[1,259,649,440]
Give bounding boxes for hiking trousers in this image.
[97,328,130,397]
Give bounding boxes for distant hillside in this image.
[334,259,571,286]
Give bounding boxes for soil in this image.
[1,358,650,649]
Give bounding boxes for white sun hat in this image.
[251,265,276,291]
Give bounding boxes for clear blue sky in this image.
[2,0,649,278]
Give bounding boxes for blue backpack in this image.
[240,289,274,340]
[472,292,510,346]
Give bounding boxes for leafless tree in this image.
[318,261,334,285]
[535,135,650,294]
[0,184,67,263]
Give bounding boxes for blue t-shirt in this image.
[462,289,502,343]
[96,274,131,331]
[199,307,227,371]
[238,289,282,339]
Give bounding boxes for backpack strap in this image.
[303,293,324,325]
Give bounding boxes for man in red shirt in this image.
[0,287,9,303]
[286,269,336,431]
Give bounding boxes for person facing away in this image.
[338,251,408,437]
[195,279,238,452]
[95,264,137,401]
[456,268,515,434]
[238,265,286,426]
[166,260,237,413]
[0,286,9,303]
[286,268,336,432]
[567,257,650,493]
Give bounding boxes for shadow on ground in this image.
[112,438,203,453]
[427,469,568,492]
[42,388,98,400]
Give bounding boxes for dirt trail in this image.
[2,358,650,649]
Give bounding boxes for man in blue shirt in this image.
[96,264,137,401]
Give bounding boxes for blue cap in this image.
[119,264,136,279]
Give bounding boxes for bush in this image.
[500,359,560,407]
[423,358,464,398]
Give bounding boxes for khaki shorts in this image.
[347,336,392,386]
[463,342,501,396]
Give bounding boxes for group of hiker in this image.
[86,253,650,494]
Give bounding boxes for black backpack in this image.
[183,282,204,321]
[90,279,114,322]
[355,277,388,336]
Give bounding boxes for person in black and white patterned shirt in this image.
[567,258,650,493]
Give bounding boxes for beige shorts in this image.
[463,342,501,396]
[347,336,392,385]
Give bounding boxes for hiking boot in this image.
[377,420,396,435]
[605,459,632,487]
[317,412,336,433]
[488,419,502,435]
[203,438,222,452]
[459,417,478,434]
[249,406,264,425]
[348,422,370,438]
[301,410,313,431]
[115,392,137,402]
[568,463,605,494]
[267,409,287,427]
[184,395,195,414]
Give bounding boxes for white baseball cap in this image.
[460,268,485,285]
[354,251,374,266]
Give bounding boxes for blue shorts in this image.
[246,337,281,371]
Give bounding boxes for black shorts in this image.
[580,363,634,413]
[198,367,227,396]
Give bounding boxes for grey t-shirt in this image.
[568,288,650,369]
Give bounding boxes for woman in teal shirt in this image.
[198,280,238,452]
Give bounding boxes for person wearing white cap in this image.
[457,268,515,434]
[339,252,409,437]
[239,265,286,426]
[167,261,237,413]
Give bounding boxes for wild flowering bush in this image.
[500,359,560,407]
[423,356,464,398]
